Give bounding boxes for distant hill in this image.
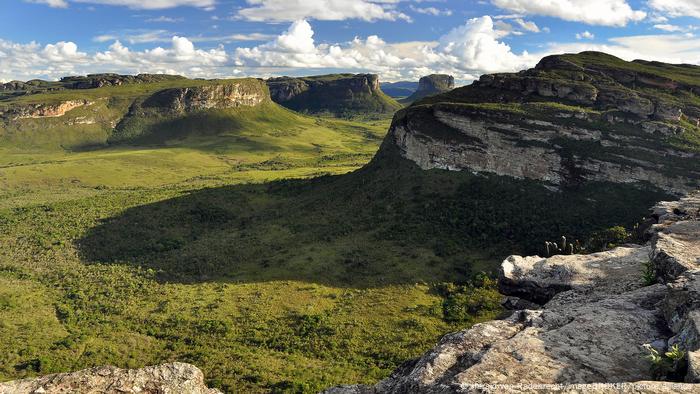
[0,73,186,100]
[380,81,419,98]
[266,73,402,117]
[401,74,455,103]
[0,77,283,149]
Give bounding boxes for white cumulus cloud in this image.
[649,0,700,18]
[234,17,535,81]
[1,36,229,82]
[576,31,595,39]
[491,0,646,26]
[236,0,411,22]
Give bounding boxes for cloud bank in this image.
[4,15,700,84]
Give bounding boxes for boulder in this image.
[0,362,221,394]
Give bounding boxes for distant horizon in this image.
[3,1,700,84]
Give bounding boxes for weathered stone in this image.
[325,192,700,393]
[404,74,455,102]
[499,247,650,304]
[0,100,92,120]
[0,362,221,394]
[687,350,700,383]
[652,222,700,280]
[266,74,399,115]
[142,82,267,113]
[390,104,699,195]
[663,271,700,335]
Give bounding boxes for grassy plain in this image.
[0,99,505,393]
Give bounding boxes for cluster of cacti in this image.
[544,236,583,257]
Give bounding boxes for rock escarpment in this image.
[0,100,93,120]
[59,73,185,90]
[402,74,455,103]
[325,192,700,393]
[0,362,221,394]
[110,79,270,142]
[0,78,271,147]
[0,74,185,99]
[137,81,268,113]
[388,52,700,195]
[266,74,401,116]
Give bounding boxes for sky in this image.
[1,0,700,84]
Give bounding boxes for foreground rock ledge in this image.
[324,192,700,393]
[0,362,221,394]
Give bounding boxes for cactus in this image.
[543,236,583,257]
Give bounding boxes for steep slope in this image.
[325,191,700,393]
[380,81,419,98]
[266,74,402,117]
[401,74,455,104]
[389,52,700,195]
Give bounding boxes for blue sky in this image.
[1,0,700,83]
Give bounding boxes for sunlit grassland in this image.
[0,105,505,393]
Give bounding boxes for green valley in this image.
[0,75,500,393]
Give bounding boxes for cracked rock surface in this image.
[0,362,221,394]
[324,192,700,393]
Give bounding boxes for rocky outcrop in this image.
[0,100,92,120]
[266,74,401,115]
[387,52,700,195]
[0,362,221,394]
[403,74,455,103]
[0,74,185,100]
[650,193,700,281]
[140,81,268,114]
[325,192,700,393]
[108,79,270,142]
[60,73,185,89]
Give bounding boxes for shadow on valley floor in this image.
[77,148,673,287]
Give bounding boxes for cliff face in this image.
[402,74,455,103]
[326,191,700,393]
[110,79,270,143]
[0,99,93,120]
[139,81,268,114]
[266,74,401,116]
[59,73,186,89]
[0,78,271,148]
[387,52,700,195]
[0,362,221,394]
[0,74,185,98]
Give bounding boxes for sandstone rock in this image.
[325,192,700,393]
[499,247,650,304]
[390,104,699,195]
[266,74,398,115]
[403,74,455,102]
[142,82,267,113]
[688,351,700,383]
[0,362,221,394]
[60,73,186,89]
[651,219,700,281]
[386,52,700,195]
[0,100,92,120]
